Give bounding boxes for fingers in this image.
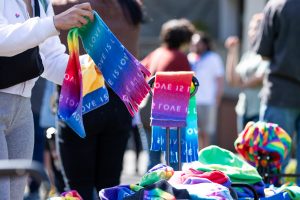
[53,2,94,31]
[75,2,93,11]
[77,8,94,22]
[224,36,240,49]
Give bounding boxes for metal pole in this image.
[166,127,170,166]
[177,127,182,170]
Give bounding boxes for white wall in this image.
[242,0,266,52]
[218,0,240,41]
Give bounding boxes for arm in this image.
[39,2,93,85]
[224,36,242,87]
[240,75,263,88]
[0,0,93,57]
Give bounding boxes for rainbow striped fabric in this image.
[58,29,109,138]
[78,11,150,115]
[58,12,150,137]
[234,121,291,171]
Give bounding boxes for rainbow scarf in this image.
[151,71,193,127]
[58,12,150,137]
[150,72,198,164]
[78,11,150,115]
[234,121,291,171]
[58,29,109,138]
[151,95,198,164]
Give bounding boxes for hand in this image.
[53,2,94,31]
[224,36,240,50]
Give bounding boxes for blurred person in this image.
[40,80,65,195]
[52,0,145,199]
[141,18,195,170]
[224,13,269,133]
[188,31,224,148]
[0,0,93,199]
[255,0,300,184]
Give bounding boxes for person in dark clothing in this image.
[255,0,300,185]
[52,0,145,199]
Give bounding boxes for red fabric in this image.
[141,47,191,75]
[169,168,229,185]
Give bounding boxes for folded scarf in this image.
[139,163,174,187]
[151,71,193,127]
[58,28,109,137]
[188,145,262,184]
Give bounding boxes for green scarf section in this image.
[194,145,262,184]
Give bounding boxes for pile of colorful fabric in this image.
[48,190,83,200]
[98,145,300,200]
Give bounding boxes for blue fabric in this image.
[99,185,134,200]
[39,81,56,128]
[260,104,300,185]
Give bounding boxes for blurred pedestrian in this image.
[224,13,269,133]
[255,0,300,184]
[188,31,224,148]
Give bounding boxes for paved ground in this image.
[120,150,149,185]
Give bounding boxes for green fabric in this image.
[139,169,173,187]
[196,145,262,184]
[281,186,300,199]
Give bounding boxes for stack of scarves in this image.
[234,121,292,172]
[58,11,150,137]
[150,72,198,164]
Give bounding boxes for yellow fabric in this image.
[81,56,105,96]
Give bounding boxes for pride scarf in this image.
[151,95,198,164]
[58,12,150,137]
[150,72,198,164]
[78,11,150,115]
[58,29,109,138]
[151,71,193,127]
[234,121,291,171]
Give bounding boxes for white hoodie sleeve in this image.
[0,0,60,57]
[39,1,69,85]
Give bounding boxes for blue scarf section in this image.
[151,95,199,163]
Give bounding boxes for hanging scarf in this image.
[78,11,150,116]
[151,95,198,164]
[150,72,198,164]
[234,121,291,172]
[151,71,193,127]
[58,29,109,138]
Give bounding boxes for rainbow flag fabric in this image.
[234,121,292,171]
[150,72,198,164]
[58,12,150,137]
[58,29,109,138]
[151,71,193,127]
[78,11,150,115]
